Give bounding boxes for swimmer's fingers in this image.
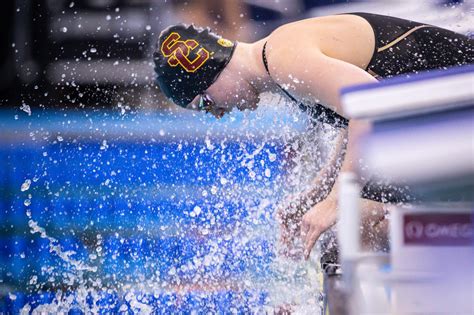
[301,205,327,260]
[300,216,314,259]
[303,229,320,260]
[300,216,310,239]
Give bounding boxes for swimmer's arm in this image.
[276,128,347,255]
[305,128,348,202]
[281,128,347,215]
[301,123,385,259]
[270,43,378,179]
[268,44,389,257]
[301,118,381,256]
[322,117,372,203]
[289,53,386,258]
[267,39,378,172]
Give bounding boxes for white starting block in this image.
[337,65,474,315]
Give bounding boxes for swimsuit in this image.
[350,12,474,79]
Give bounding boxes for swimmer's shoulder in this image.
[265,14,375,72]
[267,14,372,47]
[265,16,328,53]
[263,19,322,79]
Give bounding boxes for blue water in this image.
[0,107,308,313]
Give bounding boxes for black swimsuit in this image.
[263,13,474,203]
[262,12,474,129]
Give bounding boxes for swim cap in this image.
[153,24,236,107]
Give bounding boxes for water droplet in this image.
[21,179,31,191]
[57,135,63,142]
[20,103,31,116]
[61,27,68,33]
[29,275,37,285]
[265,169,271,177]
[90,47,97,53]
[100,139,108,150]
[24,199,31,207]
[205,137,215,150]
[119,305,128,312]
[193,206,202,216]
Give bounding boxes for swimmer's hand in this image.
[301,192,338,260]
[301,193,390,259]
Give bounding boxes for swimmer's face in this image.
[186,59,260,118]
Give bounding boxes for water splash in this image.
[6,92,346,313]
[20,103,31,116]
[26,210,97,273]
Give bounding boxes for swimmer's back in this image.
[343,12,474,78]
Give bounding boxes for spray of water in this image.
[7,92,345,314]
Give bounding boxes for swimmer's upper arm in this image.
[266,31,377,115]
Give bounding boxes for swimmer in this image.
[153,13,474,259]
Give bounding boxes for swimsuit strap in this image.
[262,42,349,128]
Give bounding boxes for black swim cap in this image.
[153,24,236,107]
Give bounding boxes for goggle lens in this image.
[198,94,214,112]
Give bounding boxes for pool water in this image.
[0,102,330,313]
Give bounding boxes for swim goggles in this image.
[198,93,215,113]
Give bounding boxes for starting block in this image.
[336,65,474,314]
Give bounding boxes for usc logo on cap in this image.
[161,32,210,73]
